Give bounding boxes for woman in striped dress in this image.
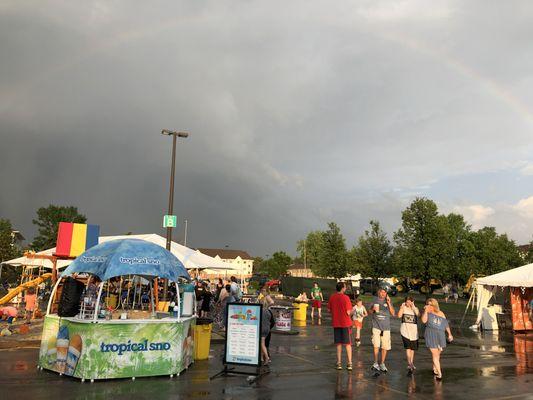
[421,298,453,380]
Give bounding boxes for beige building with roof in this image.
[196,248,254,279]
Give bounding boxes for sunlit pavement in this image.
[1,313,532,400]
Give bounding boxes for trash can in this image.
[292,302,308,321]
[194,317,213,360]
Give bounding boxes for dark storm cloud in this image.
[2,1,533,255]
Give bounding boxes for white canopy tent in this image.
[472,263,533,329]
[1,233,232,272]
[476,263,533,287]
[1,248,70,270]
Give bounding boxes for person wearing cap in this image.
[370,288,395,373]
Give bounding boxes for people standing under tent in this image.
[328,282,353,371]
[310,282,324,320]
[421,298,453,380]
[370,288,396,373]
[215,278,224,301]
[195,281,206,314]
[351,298,367,347]
[397,296,420,373]
[230,276,242,301]
[200,284,212,318]
[260,292,275,365]
[24,287,37,323]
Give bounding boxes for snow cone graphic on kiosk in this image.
[38,238,196,380]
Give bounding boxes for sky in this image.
[1,1,533,257]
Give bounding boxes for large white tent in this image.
[476,263,533,287]
[1,233,232,272]
[473,263,533,329]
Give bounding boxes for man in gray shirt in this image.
[370,288,395,372]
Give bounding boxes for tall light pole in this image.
[161,129,189,302]
[161,129,189,250]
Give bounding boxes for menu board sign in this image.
[224,303,262,367]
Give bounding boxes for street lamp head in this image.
[161,129,189,138]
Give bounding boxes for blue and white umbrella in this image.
[61,239,190,282]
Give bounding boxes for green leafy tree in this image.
[444,213,476,284]
[296,230,325,276]
[470,227,522,276]
[393,198,451,293]
[0,219,23,284]
[252,257,264,274]
[31,205,87,251]
[318,222,348,279]
[258,251,292,278]
[523,238,533,264]
[353,220,393,283]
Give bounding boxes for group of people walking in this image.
[329,282,453,380]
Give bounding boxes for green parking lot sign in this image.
[163,215,177,228]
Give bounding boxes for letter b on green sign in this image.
[163,215,177,228]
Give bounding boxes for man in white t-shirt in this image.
[229,276,242,301]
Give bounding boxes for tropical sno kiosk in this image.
[38,238,196,382]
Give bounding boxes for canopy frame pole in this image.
[137,280,143,309]
[154,278,159,309]
[460,284,476,327]
[176,281,181,319]
[46,276,63,315]
[125,275,132,309]
[132,276,138,309]
[149,280,156,318]
[93,282,105,322]
[106,281,110,309]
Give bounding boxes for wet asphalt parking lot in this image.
[1,310,532,400]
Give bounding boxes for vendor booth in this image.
[472,263,533,332]
[38,238,196,381]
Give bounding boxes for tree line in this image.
[260,197,528,285]
[1,200,532,286]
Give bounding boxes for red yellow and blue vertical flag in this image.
[55,222,99,258]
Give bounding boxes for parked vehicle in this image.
[392,277,410,293]
[265,279,281,290]
[358,278,398,296]
[409,278,442,294]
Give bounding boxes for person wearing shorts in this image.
[328,282,353,371]
[24,288,37,323]
[351,298,367,346]
[370,288,395,372]
[310,282,324,319]
[397,296,420,373]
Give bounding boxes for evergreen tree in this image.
[353,220,393,283]
[318,222,348,279]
